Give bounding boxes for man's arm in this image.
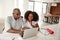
[22,27,30,30]
[7,29,23,35]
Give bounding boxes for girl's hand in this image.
[32,23,39,28]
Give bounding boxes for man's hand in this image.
[22,27,30,30]
[7,29,23,34]
[19,30,24,35]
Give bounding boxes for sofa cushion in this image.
[0,19,4,33]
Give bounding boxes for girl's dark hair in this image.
[32,12,39,21]
[24,11,32,20]
[24,11,39,21]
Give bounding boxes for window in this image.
[28,2,34,11]
[28,2,47,14]
[42,3,47,14]
[18,0,24,16]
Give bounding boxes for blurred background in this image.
[0,0,60,27]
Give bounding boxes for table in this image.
[0,32,56,40]
[0,28,59,40]
[0,32,22,40]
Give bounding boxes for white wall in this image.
[0,0,16,19]
[0,0,29,19]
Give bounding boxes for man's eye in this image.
[17,14,19,15]
[17,14,18,15]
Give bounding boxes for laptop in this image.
[22,28,38,39]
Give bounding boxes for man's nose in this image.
[18,15,20,18]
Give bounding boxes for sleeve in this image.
[3,17,11,32]
[21,18,26,28]
[21,18,29,28]
[22,21,32,29]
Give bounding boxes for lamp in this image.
[29,0,60,3]
[51,3,57,6]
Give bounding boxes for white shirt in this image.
[23,21,38,28]
[3,16,24,32]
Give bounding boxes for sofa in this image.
[0,19,4,33]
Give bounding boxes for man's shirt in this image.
[3,16,24,32]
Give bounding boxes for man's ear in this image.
[13,13,14,14]
[21,16,23,18]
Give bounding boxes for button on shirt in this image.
[3,16,24,32]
